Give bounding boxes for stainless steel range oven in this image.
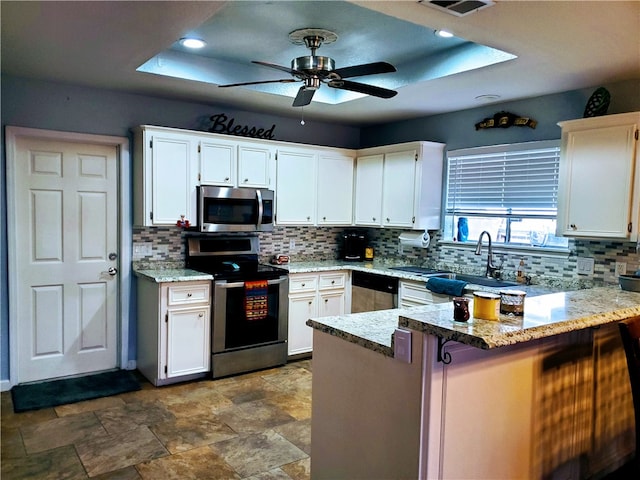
[186,234,288,378]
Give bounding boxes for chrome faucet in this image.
[475,231,499,278]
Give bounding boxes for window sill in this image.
[439,240,571,258]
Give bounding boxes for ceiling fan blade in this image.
[218,78,297,88]
[292,86,315,107]
[329,79,397,99]
[252,60,307,78]
[332,62,396,79]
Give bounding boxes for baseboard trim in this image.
[1,379,13,392]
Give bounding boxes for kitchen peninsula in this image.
[307,286,640,480]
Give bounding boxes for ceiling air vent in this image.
[418,0,495,17]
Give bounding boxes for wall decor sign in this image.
[475,111,537,130]
[209,113,276,139]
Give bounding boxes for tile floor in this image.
[1,359,312,479]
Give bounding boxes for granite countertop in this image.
[306,286,640,357]
[283,260,560,296]
[134,268,214,283]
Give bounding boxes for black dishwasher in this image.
[351,271,399,313]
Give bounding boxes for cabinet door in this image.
[318,290,346,317]
[199,139,236,186]
[276,149,317,225]
[382,150,417,228]
[317,153,354,225]
[354,154,384,226]
[238,143,273,188]
[288,293,317,355]
[150,132,198,225]
[558,122,637,238]
[166,306,210,378]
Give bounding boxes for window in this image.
[444,140,568,249]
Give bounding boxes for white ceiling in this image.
[2,1,639,127]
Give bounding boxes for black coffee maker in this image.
[342,231,367,261]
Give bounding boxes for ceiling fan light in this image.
[179,37,206,49]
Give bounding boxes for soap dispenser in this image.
[516,258,526,284]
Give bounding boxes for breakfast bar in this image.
[307,286,640,480]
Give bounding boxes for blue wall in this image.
[2,75,639,382]
[361,79,640,149]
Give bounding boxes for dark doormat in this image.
[11,370,141,413]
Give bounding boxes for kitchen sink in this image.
[389,266,520,287]
[444,273,520,288]
[389,266,451,276]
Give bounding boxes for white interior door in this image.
[12,136,119,383]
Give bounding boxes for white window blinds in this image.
[446,140,561,217]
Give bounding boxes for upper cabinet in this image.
[557,112,640,240]
[133,126,199,227]
[199,137,274,189]
[133,126,444,229]
[355,141,445,230]
[276,147,317,226]
[354,154,384,226]
[317,151,355,226]
[276,146,355,226]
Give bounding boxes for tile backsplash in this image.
[133,226,638,286]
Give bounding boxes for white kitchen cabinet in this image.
[237,142,274,188]
[383,149,420,228]
[137,278,211,386]
[317,152,354,225]
[354,154,384,226]
[399,280,449,308]
[355,141,445,229]
[276,148,317,225]
[557,111,640,240]
[199,138,236,186]
[199,136,274,189]
[288,271,348,356]
[276,146,356,226]
[133,126,199,226]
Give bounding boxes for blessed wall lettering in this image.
[209,113,276,139]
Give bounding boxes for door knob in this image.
[107,267,118,276]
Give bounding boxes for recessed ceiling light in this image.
[435,29,454,38]
[179,37,206,49]
[475,94,501,101]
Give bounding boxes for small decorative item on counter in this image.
[516,258,526,283]
[456,217,468,242]
[176,215,190,229]
[472,292,500,321]
[270,254,290,265]
[365,246,374,261]
[499,290,526,316]
[452,297,470,322]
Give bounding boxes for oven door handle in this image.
[215,277,288,289]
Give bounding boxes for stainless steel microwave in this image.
[197,186,274,232]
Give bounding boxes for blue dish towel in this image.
[426,277,467,296]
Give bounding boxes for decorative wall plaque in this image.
[475,111,537,130]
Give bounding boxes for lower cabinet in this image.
[137,278,211,386]
[399,279,450,307]
[288,271,348,356]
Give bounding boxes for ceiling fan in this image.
[218,28,398,107]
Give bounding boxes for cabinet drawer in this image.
[318,272,347,290]
[289,275,318,293]
[400,281,449,305]
[167,283,211,306]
